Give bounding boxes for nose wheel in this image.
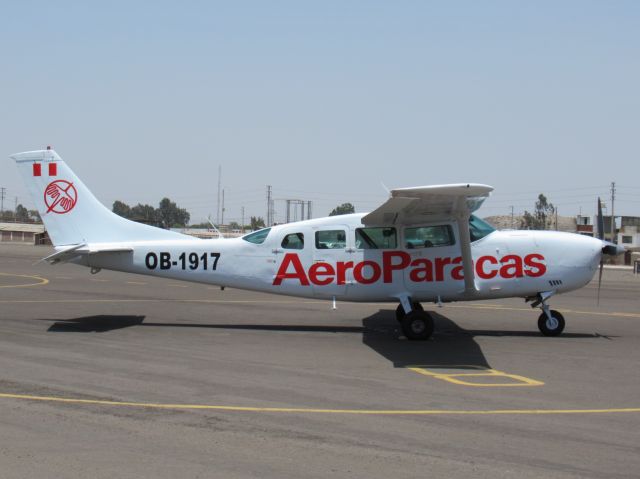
[538,310,565,336]
[527,292,566,337]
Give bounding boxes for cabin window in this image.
[404,225,454,248]
[469,215,496,242]
[315,230,346,249]
[282,233,304,249]
[355,227,397,249]
[242,228,271,245]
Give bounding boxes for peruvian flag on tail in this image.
[32,162,57,177]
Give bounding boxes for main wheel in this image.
[395,302,424,321]
[401,310,434,341]
[538,310,565,336]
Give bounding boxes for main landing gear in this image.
[527,292,565,337]
[396,302,434,341]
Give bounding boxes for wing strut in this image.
[455,198,477,297]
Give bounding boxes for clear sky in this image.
[1,1,638,224]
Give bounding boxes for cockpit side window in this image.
[469,215,496,242]
[404,225,455,249]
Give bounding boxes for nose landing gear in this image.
[527,292,565,336]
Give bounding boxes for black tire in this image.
[401,310,434,340]
[395,302,423,321]
[538,310,565,337]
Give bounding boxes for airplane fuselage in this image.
[75,213,603,304]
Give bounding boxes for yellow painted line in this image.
[408,365,544,387]
[0,273,49,289]
[448,304,640,319]
[125,281,147,285]
[89,279,110,282]
[168,284,188,288]
[0,392,638,415]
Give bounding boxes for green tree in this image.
[250,216,266,230]
[15,204,29,222]
[112,200,132,218]
[157,197,190,228]
[521,194,555,230]
[228,221,241,230]
[329,203,355,216]
[131,204,158,223]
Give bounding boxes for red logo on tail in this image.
[44,180,77,214]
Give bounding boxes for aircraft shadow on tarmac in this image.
[38,311,605,370]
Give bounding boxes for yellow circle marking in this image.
[0,272,49,289]
[0,392,639,415]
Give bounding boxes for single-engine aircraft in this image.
[12,148,624,340]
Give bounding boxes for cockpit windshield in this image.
[242,228,271,244]
[469,215,495,242]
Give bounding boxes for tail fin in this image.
[11,149,187,246]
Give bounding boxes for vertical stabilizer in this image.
[11,149,187,246]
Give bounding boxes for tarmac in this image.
[1,243,639,478]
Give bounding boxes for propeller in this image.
[597,198,604,305]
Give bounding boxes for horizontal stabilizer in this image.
[41,243,134,264]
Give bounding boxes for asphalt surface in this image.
[1,243,639,478]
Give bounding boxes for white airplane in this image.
[12,148,624,340]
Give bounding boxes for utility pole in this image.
[221,189,225,225]
[266,185,272,226]
[510,206,514,229]
[216,165,222,225]
[241,206,245,231]
[0,187,6,219]
[554,206,558,231]
[610,181,616,243]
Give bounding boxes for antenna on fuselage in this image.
[208,215,224,239]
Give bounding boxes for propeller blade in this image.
[597,259,604,306]
[597,197,605,241]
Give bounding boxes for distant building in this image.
[0,222,48,245]
[617,217,640,250]
[576,215,594,236]
[595,216,640,245]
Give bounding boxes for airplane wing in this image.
[41,243,134,264]
[363,183,494,297]
[362,183,493,225]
